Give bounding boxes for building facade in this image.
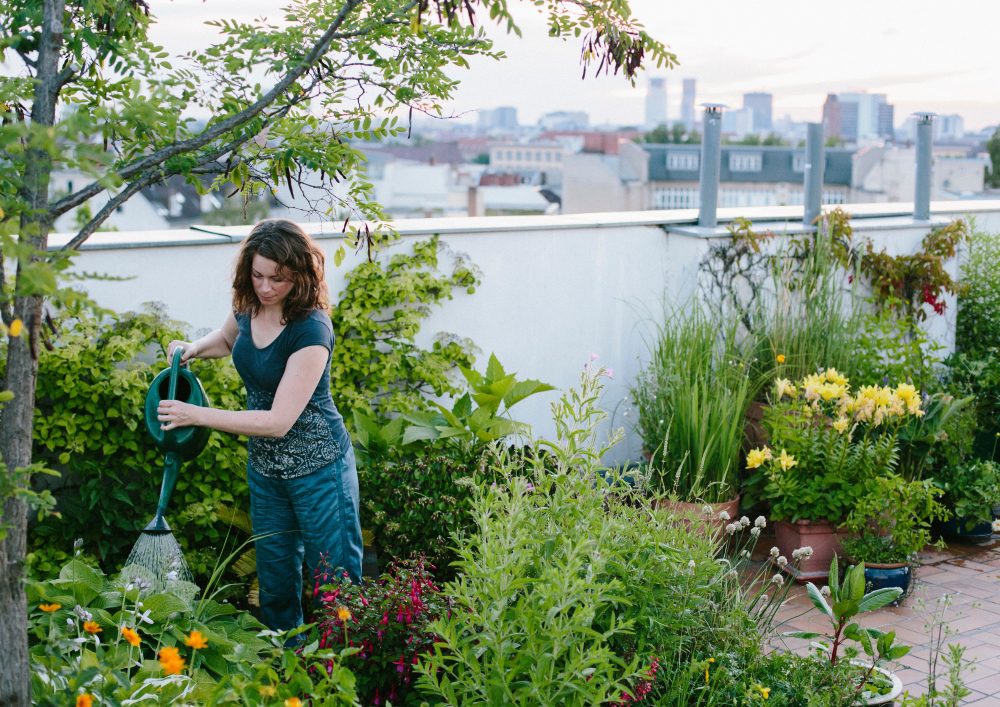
[742,92,774,132]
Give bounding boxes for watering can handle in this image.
[167,347,185,401]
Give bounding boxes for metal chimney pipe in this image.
[914,112,935,220]
[698,104,724,228]
[803,122,824,226]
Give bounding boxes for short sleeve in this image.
[287,310,334,354]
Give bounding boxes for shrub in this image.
[28,306,248,580]
[359,446,484,577]
[418,362,775,705]
[316,558,449,706]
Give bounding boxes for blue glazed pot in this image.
[938,517,993,543]
[863,563,911,602]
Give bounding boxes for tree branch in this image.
[49,0,369,220]
[59,131,253,251]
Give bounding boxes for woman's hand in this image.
[157,400,202,430]
[167,340,197,363]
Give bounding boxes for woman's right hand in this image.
[167,340,197,364]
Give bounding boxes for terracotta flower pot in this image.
[654,495,741,534]
[774,519,850,582]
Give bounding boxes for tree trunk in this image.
[0,323,41,706]
[0,1,63,701]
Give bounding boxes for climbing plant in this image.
[858,220,969,325]
[330,236,480,423]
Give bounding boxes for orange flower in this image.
[284,698,302,707]
[159,646,186,675]
[83,621,102,634]
[336,606,352,622]
[183,630,208,650]
[121,626,141,647]
[76,695,93,707]
[39,603,61,612]
[775,353,786,364]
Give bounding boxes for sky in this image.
[150,0,1000,131]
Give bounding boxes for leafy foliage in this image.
[419,363,736,705]
[400,353,554,448]
[26,556,358,705]
[858,220,968,324]
[842,475,947,563]
[358,446,485,577]
[329,236,479,422]
[950,225,1000,454]
[28,306,248,580]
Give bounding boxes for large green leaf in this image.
[857,587,903,613]
[503,379,556,409]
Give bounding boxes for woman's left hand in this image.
[157,400,201,430]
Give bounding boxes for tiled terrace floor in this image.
[771,536,1000,705]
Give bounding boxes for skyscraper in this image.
[742,92,773,132]
[645,77,667,130]
[824,93,894,142]
[681,78,696,132]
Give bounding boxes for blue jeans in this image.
[248,446,363,633]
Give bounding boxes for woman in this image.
[157,218,362,632]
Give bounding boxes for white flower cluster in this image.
[791,546,814,561]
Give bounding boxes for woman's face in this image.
[250,253,294,308]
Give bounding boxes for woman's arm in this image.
[156,344,329,438]
[168,312,239,362]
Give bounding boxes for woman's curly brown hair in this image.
[232,219,329,322]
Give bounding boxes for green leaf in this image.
[142,592,191,622]
[857,587,903,613]
[805,582,834,619]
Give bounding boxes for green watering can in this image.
[142,348,211,534]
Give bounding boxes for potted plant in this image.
[746,369,925,580]
[934,458,1000,542]
[787,557,909,706]
[632,304,756,516]
[840,475,947,599]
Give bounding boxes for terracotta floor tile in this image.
[966,693,1000,707]
[967,670,1000,696]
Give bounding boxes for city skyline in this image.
[151,0,999,131]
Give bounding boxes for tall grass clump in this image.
[747,215,864,389]
[632,304,756,503]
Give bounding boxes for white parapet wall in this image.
[51,200,1000,463]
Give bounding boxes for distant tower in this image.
[822,94,843,140]
[645,77,668,130]
[742,92,773,132]
[681,78,696,131]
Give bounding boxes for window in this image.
[514,150,522,161]
[729,153,762,172]
[667,152,699,171]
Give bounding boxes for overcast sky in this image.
[151,0,1000,131]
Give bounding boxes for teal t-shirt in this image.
[232,308,351,479]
